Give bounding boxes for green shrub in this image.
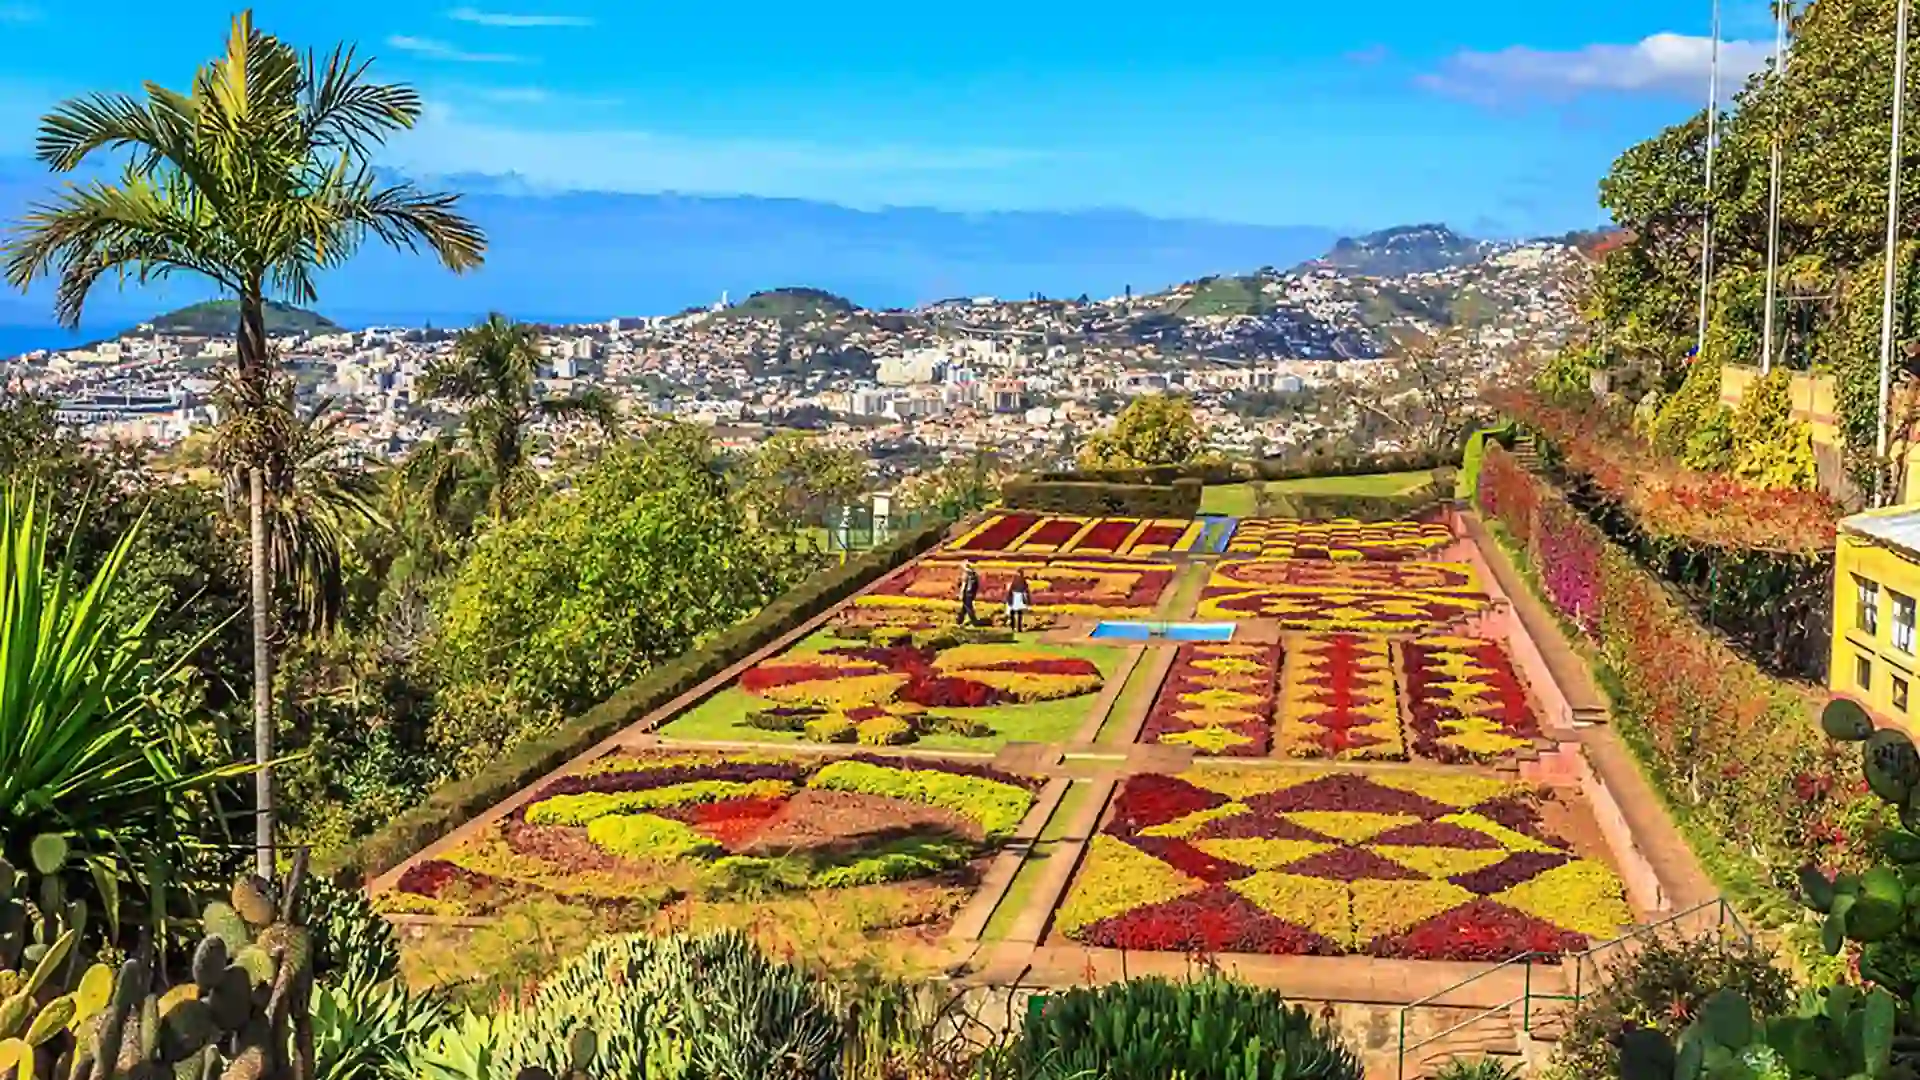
[1432,1056,1523,1080]
[855,715,913,746]
[807,760,1034,839]
[999,477,1202,517]
[304,874,402,991]
[1255,490,1448,522]
[319,520,950,884]
[1011,977,1362,1080]
[1681,405,1737,471]
[747,709,806,733]
[1546,932,1792,1080]
[525,779,793,825]
[583,813,723,862]
[808,835,975,889]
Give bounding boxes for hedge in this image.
[319,519,952,884]
[999,477,1202,517]
[1456,422,1516,501]
[1254,488,1450,522]
[1029,447,1461,487]
[1476,446,1871,927]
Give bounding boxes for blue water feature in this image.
[1089,621,1236,642]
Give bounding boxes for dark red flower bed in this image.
[1020,518,1085,549]
[1138,643,1280,757]
[686,796,789,847]
[1400,639,1541,763]
[1247,774,1451,818]
[1281,846,1425,881]
[1468,795,1565,848]
[396,860,499,898]
[1192,812,1338,843]
[900,674,1003,708]
[1104,774,1228,838]
[1072,884,1341,956]
[1125,835,1253,883]
[532,761,815,801]
[1448,851,1572,896]
[968,657,1102,676]
[957,513,1041,552]
[1367,899,1585,962]
[1371,820,1505,850]
[1071,519,1139,553]
[1131,522,1187,550]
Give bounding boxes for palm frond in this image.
[302,44,423,157]
[334,178,486,273]
[538,389,621,437]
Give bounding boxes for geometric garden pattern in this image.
[1053,767,1631,961]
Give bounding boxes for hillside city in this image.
[0,225,1588,479]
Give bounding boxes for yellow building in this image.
[1832,506,1920,723]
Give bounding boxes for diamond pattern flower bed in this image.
[948,513,1204,556]
[379,750,1043,917]
[1401,635,1543,762]
[1225,518,1453,560]
[1052,767,1630,960]
[1277,634,1405,760]
[1139,643,1282,756]
[858,555,1175,618]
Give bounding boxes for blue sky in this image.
[0,0,1780,234]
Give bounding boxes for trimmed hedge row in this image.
[1256,488,1451,522]
[1000,477,1202,517]
[1031,447,1461,486]
[319,519,953,884]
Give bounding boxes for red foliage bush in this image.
[739,663,857,693]
[1280,846,1425,881]
[533,761,813,801]
[1249,774,1451,817]
[1021,518,1084,548]
[1073,519,1138,553]
[1125,835,1254,883]
[898,674,1002,708]
[1072,885,1340,956]
[1139,643,1280,757]
[396,860,496,898]
[958,513,1041,552]
[1131,522,1188,550]
[1368,898,1586,961]
[1448,851,1571,896]
[1104,774,1227,837]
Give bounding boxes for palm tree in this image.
[415,312,618,519]
[1,11,487,875]
[210,371,384,637]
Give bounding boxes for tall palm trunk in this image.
[238,290,276,878]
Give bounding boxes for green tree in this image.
[1,12,486,875]
[733,431,865,532]
[1079,394,1205,468]
[415,313,619,521]
[425,425,801,775]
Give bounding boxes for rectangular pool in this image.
[1089,621,1236,642]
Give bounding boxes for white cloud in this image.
[382,102,1056,202]
[386,35,527,64]
[1419,33,1772,105]
[446,7,593,27]
[472,86,619,106]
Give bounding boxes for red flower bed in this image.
[739,662,860,693]
[1367,899,1586,962]
[1020,518,1084,549]
[1138,643,1281,757]
[1104,774,1227,837]
[1449,852,1571,896]
[1468,796,1564,848]
[1399,638,1540,763]
[900,674,1003,708]
[1071,519,1138,553]
[956,513,1041,552]
[1074,885,1340,955]
[396,860,498,898]
[1126,835,1254,882]
[1131,522,1188,551]
[1247,774,1451,817]
[687,796,789,847]
[1370,820,1504,850]
[1281,634,1403,760]
[1281,846,1424,881]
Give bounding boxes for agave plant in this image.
[0,485,250,938]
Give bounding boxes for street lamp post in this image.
[1878,0,1912,507]
[1694,0,1722,365]
[1761,2,1789,374]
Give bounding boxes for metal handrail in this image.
[1393,897,1751,1079]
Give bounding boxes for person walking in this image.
[958,560,981,626]
[1006,569,1032,634]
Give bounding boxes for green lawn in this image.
[982,842,1055,941]
[660,637,1130,751]
[1200,470,1435,515]
[1096,647,1169,745]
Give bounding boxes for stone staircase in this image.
[1390,997,1570,1080]
[1509,433,1542,471]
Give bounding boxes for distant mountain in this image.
[147,300,340,337]
[1305,224,1501,278]
[723,287,858,321]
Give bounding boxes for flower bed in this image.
[1225,518,1454,561]
[724,631,1106,746]
[379,749,1041,916]
[952,513,1044,552]
[1052,767,1630,959]
[858,555,1174,617]
[1211,559,1481,595]
[1197,553,1488,631]
[949,513,1206,556]
[1400,635,1541,763]
[1139,643,1283,756]
[1277,634,1405,760]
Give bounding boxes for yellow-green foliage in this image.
[1730,367,1817,490]
[1649,352,1723,455]
[526,779,793,825]
[807,761,1035,839]
[584,813,723,862]
[1680,405,1736,471]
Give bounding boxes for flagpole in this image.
[1761,1,1789,374]
[1878,0,1911,507]
[1694,0,1722,364]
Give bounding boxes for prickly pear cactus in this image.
[0,851,320,1080]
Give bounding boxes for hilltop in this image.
[1304,224,1501,278]
[146,300,340,337]
[722,287,858,321]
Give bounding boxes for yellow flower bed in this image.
[760,672,909,707]
[586,813,725,862]
[1054,835,1204,935]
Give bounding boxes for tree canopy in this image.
[1079,394,1206,468]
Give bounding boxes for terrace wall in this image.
[320,519,954,884]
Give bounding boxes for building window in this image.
[1898,676,1911,714]
[1860,576,1882,635]
[1898,593,1917,654]
[1859,654,1875,691]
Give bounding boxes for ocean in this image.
[0,324,113,361]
